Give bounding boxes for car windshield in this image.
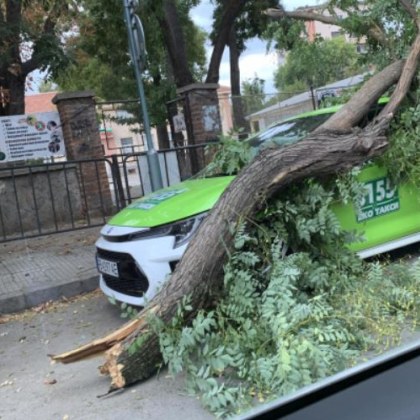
[195,111,335,179]
[248,113,333,149]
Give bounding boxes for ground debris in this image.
[0,289,102,324]
[0,379,14,387]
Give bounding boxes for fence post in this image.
[110,154,126,210]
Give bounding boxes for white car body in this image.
[97,224,187,306]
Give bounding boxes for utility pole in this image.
[123,0,163,191]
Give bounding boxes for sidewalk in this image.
[0,227,102,314]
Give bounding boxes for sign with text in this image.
[0,112,65,162]
[357,177,400,222]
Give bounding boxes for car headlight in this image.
[125,213,208,248]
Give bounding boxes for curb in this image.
[0,275,99,314]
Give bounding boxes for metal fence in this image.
[109,142,213,208]
[0,143,212,243]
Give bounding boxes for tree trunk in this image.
[154,0,194,87]
[155,124,170,150]
[1,0,25,116]
[0,74,26,116]
[228,27,250,136]
[206,0,248,84]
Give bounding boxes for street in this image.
[0,291,212,420]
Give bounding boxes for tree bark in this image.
[1,0,25,116]
[155,124,170,150]
[0,74,26,116]
[206,0,248,84]
[154,0,194,87]
[228,27,250,136]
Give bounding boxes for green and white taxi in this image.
[96,103,420,306]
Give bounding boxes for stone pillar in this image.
[52,91,103,160]
[176,83,222,173]
[52,91,114,216]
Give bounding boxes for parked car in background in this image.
[96,101,420,306]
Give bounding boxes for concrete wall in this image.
[0,165,83,236]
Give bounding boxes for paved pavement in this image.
[0,291,213,420]
[0,228,102,314]
[0,228,214,419]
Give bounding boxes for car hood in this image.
[108,176,235,228]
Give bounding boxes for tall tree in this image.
[0,0,75,116]
[56,0,206,148]
[210,0,281,132]
[274,36,363,92]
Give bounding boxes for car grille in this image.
[96,248,149,297]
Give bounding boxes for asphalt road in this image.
[0,291,213,420]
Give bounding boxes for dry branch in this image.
[51,307,158,364]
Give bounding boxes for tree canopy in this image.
[0,0,76,115]
[55,0,207,139]
[241,75,266,114]
[274,36,364,91]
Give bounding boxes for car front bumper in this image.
[96,224,187,306]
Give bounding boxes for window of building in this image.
[251,120,260,133]
[116,110,134,120]
[120,137,134,154]
[356,43,367,53]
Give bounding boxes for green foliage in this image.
[349,0,417,66]
[378,93,420,186]
[202,137,255,177]
[142,108,420,415]
[267,0,418,95]
[115,100,420,415]
[274,36,363,91]
[54,0,206,126]
[241,76,266,114]
[147,177,419,416]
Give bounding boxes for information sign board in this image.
[0,112,65,162]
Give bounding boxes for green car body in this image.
[106,103,420,258]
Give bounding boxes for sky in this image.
[190,0,320,94]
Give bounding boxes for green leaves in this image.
[274,36,363,92]
[130,171,418,417]
[379,95,420,186]
[203,137,254,177]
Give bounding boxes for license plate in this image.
[96,256,119,278]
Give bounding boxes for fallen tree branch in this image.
[50,306,158,364]
[95,119,391,391]
[51,16,420,392]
